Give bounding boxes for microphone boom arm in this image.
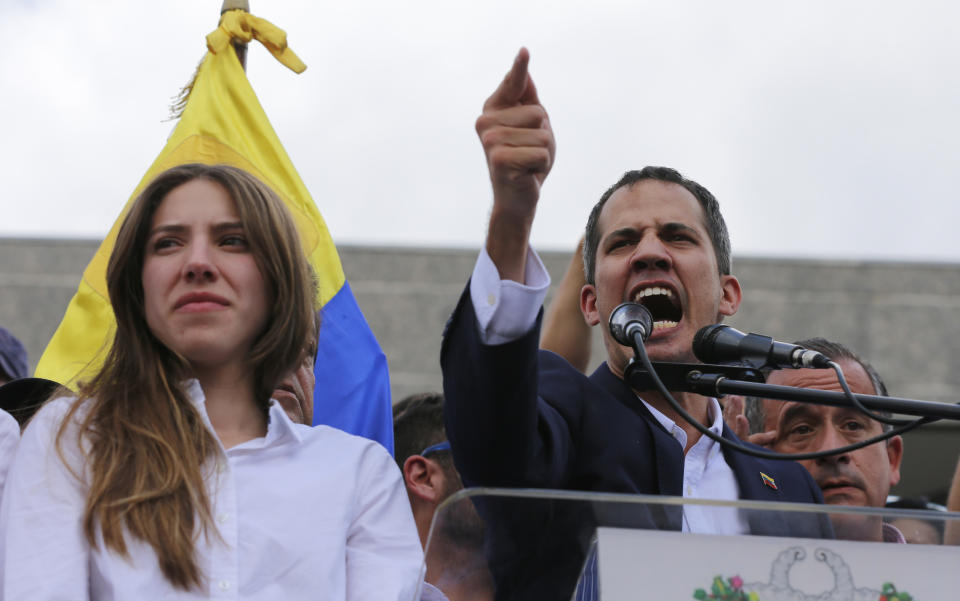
[623,361,960,421]
[690,372,960,421]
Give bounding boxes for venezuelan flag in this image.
[35,10,393,451]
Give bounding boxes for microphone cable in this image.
[826,360,916,427]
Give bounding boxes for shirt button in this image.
[218,580,230,591]
[217,513,229,524]
[487,293,496,306]
[686,486,693,495]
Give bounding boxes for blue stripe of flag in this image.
[311,281,393,454]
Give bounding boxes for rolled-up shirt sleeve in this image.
[469,246,551,346]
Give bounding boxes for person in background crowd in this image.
[394,392,493,601]
[540,237,592,373]
[0,377,62,430]
[0,327,28,503]
[0,408,16,501]
[442,48,829,601]
[731,338,904,543]
[885,497,944,545]
[0,376,68,501]
[272,314,319,426]
[0,327,28,386]
[0,164,421,600]
[942,455,960,545]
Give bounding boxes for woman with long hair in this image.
[0,164,422,599]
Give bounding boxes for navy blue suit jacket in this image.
[441,285,831,600]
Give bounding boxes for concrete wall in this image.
[2,237,958,499]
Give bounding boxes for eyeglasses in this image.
[420,441,451,457]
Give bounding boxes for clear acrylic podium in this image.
[417,488,960,601]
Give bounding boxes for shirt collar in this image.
[266,399,304,444]
[641,395,725,437]
[182,379,304,448]
[184,378,206,409]
[882,522,907,544]
[420,582,451,601]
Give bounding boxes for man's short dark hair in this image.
[0,377,62,428]
[792,338,888,398]
[582,166,732,285]
[744,337,891,434]
[392,392,447,469]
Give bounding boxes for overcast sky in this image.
[2,0,958,262]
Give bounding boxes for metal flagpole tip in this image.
[219,0,251,69]
[221,0,249,13]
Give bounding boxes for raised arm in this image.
[442,50,575,490]
[478,48,556,284]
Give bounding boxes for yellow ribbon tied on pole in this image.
[207,9,306,73]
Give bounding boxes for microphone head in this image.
[609,303,654,346]
[692,324,741,364]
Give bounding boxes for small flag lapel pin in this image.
[760,472,778,490]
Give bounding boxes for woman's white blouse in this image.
[0,380,423,600]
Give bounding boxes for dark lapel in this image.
[719,425,784,502]
[719,424,796,536]
[590,363,684,498]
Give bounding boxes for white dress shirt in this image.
[470,246,550,345]
[470,246,747,535]
[0,380,422,600]
[642,399,748,535]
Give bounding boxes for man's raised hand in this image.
[478,48,556,282]
[722,395,778,447]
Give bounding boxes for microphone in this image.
[609,303,654,347]
[692,324,831,369]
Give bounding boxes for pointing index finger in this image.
[485,47,533,110]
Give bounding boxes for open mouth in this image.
[633,286,683,331]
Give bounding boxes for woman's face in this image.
[141,179,271,370]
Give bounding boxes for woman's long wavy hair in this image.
[57,164,317,590]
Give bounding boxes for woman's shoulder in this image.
[27,394,96,428]
[296,422,385,448]
[295,423,395,464]
[20,395,94,454]
[25,395,80,430]
[11,395,93,484]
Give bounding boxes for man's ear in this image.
[887,435,904,487]
[402,455,446,504]
[718,275,742,319]
[580,284,601,326]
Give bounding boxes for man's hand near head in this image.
[478,48,556,283]
[722,394,777,446]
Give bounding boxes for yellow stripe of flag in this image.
[37,12,343,388]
